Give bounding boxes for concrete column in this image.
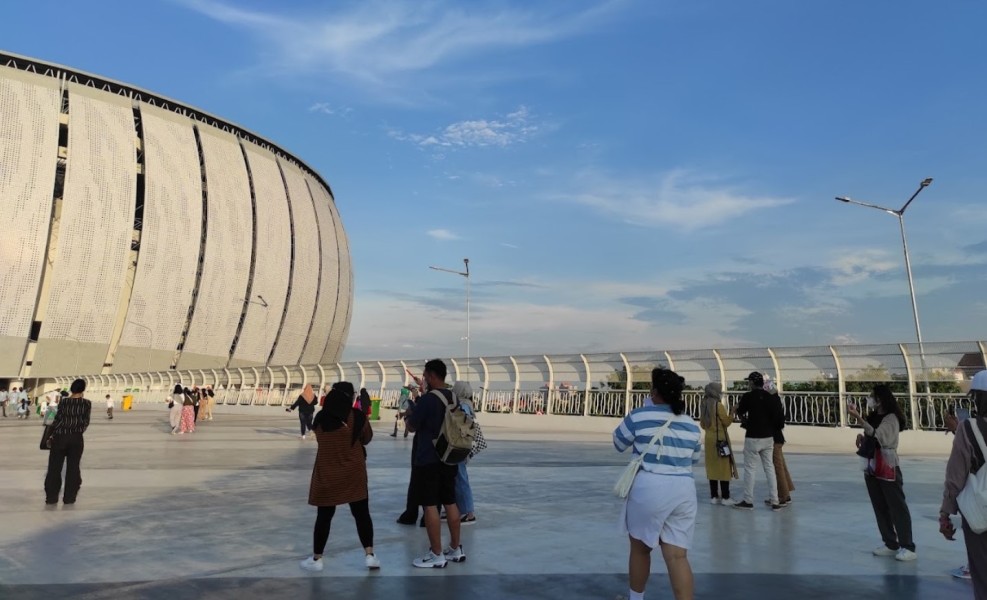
[900,343,920,430]
[620,353,631,415]
[509,356,520,414]
[544,355,555,415]
[478,356,490,413]
[580,353,592,417]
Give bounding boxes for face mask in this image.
[866,397,878,411]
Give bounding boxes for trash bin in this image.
[122,395,133,411]
[370,398,381,421]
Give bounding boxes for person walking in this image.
[729,372,785,511]
[299,381,379,572]
[44,379,91,505]
[202,385,215,420]
[391,385,413,438]
[177,387,196,434]
[105,394,114,420]
[700,382,736,504]
[613,368,702,600]
[287,384,318,439]
[848,384,916,561]
[940,370,987,597]
[0,388,8,418]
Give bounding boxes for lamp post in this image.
[429,258,471,382]
[834,177,933,428]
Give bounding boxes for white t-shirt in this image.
[106,398,114,408]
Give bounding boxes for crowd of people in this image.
[612,367,987,600]
[14,361,987,599]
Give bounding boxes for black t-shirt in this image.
[735,389,784,439]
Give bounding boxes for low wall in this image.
[132,402,956,457]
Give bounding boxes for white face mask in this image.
[866,397,878,411]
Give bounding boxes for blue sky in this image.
[4,1,986,361]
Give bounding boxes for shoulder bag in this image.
[40,424,55,451]
[614,418,673,499]
[958,419,987,533]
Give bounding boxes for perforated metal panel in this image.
[299,176,339,364]
[321,190,352,364]
[0,70,60,375]
[33,85,136,376]
[178,127,252,369]
[230,144,292,366]
[268,161,320,366]
[114,104,203,372]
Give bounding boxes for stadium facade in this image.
[0,51,352,379]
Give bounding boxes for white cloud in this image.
[391,106,536,148]
[180,1,627,92]
[427,228,460,241]
[501,242,519,249]
[561,169,794,231]
[308,102,351,116]
[827,249,898,286]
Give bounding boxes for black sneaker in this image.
[731,501,754,510]
[771,502,788,511]
[396,512,417,525]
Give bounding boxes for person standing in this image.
[405,359,464,568]
[940,369,987,598]
[613,368,702,600]
[177,387,195,434]
[700,382,736,504]
[359,388,372,416]
[299,381,379,572]
[44,379,91,505]
[105,394,114,420]
[287,384,318,440]
[763,377,793,506]
[202,385,215,421]
[391,386,413,438]
[169,385,183,434]
[729,372,785,511]
[0,388,7,418]
[452,381,478,525]
[848,384,916,561]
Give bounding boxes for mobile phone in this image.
[957,408,971,422]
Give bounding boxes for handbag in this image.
[714,410,732,457]
[867,448,896,481]
[469,422,487,459]
[856,434,878,459]
[40,425,55,451]
[614,419,673,499]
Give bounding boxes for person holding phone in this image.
[847,385,915,562]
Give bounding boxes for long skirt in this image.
[179,406,195,433]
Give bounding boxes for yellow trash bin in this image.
[122,395,133,411]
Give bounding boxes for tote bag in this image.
[614,419,672,499]
[958,419,987,533]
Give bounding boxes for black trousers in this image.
[865,469,914,551]
[314,499,373,555]
[709,479,731,499]
[298,412,314,436]
[45,433,85,503]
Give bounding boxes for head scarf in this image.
[700,382,722,429]
[313,381,365,445]
[452,381,474,411]
[301,384,315,403]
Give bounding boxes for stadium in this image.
[0,51,352,383]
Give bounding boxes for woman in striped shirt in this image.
[44,378,91,505]
[613,368,702,600]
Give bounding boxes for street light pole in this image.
[834,178,933,428]
[429,258,471,383]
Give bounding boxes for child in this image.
[106,394,114,420]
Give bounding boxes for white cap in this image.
[971,370,987,392]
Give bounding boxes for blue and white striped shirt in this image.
[613,404,702,477]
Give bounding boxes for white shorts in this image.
[621,471,697,550]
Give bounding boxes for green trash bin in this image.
[370,398,381,421]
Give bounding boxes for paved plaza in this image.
[0,406,975,599]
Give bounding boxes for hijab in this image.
[301,384,315,403]
[313,381,365,445]
[700,382,722,429]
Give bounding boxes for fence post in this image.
[829,346,847,427]
[899,343,920,430]
[580,354,592,417]
[509,356,520,414]
[620,353,632,415]
[543,355,555,415]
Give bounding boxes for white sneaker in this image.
[872,545,898,557]
[301,435,307,440]
[412,550,448,568]
[299,556,324,572]
[895,548,917,562]
[710,498,721,505]
[442,545,466,563]
[365,553,380,570]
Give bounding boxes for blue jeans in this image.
[456,462,474,514]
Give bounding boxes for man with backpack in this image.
[405,359,468,568]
